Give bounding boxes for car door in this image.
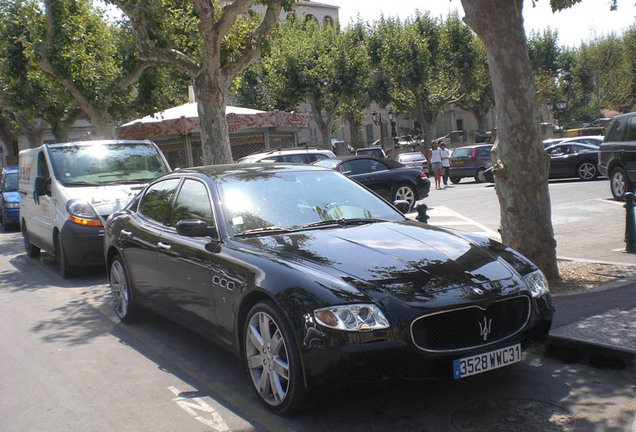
[123,178,181,303]
[547,145,572,177]
[29,150,55,248]
[340,158,392,200]
[155,178,220,331]
[623,116,636,181]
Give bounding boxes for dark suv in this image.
[449,144,493,183]
[598,112,636,200]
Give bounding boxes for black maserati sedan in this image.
[104,164,553,414]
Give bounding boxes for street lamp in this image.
[371,110,385,147]
[554,100,567,136]
[388,109,398,143]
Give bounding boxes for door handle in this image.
[121,229,132,238]
[157,242,172,251]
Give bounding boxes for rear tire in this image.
[450,177,461,184]
[109,254,137,323]
[22,222,40,258]
[475,168,486,183]
[610,166,633,200]
[576,161,597,181]
[393,184,416,212]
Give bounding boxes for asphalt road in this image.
[1,179,635,431]
[413,177,636,266]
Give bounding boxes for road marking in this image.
[168,386,229,431]
[410,206,501,240]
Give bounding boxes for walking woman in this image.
[429,140,443,190]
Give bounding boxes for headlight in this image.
[314,304,390,332]
[524,270,550,297]
[66,200,102,227]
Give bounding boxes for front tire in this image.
[450,177,461,184]
[610,166,633,200]
[576,161,597,181]
[393,184,416,211]
[22,222,40,258]
[109,254,137,323]
[55,233,74,279]
[244,301,305,414]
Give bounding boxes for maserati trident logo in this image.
[479,316,492,341]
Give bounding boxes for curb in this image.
[545,334,635,369]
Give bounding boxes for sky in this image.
[326,0,636,47]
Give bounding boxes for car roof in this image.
[453,143,493,150]
[44,139,155,149]
[317,155,405,169]
[242,147,333,157]
[169,163,331,179]
[545,142,598,151]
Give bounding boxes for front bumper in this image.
[1,207,19,226]
[60,219,106,267]
[300,294,553,389]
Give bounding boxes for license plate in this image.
[453,160,464,165]
[452,343,521,379]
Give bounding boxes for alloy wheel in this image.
[245,311,291,407]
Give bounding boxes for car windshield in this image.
[48,143,169,185]
[1,172,17,191]
[216,169,404,236]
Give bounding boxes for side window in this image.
[626,116,636,141]
[369,160,388,172]
[606,118,626,142]
[341,159,372,175]
[476,147,491,157]
[37,151,49,178]
[139,178,180,225]
[171,179,215,227]
[314,154,329,161]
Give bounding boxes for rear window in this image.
[605,117,627,142]
[452,148,470,158]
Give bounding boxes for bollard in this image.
[624,192,636,253]
[416,203,430,223]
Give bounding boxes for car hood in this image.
[61,184,145,216]
[2,191,19,204]
[243,221,520,304]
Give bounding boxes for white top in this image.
[440,148,451,167]
[430,148,442,164]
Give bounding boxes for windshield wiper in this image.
[235,226,294,237]
[300,218,388,230]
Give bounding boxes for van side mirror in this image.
[35,176,50,196]
[176,219,218,238]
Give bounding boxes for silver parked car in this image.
[397,152,427,171]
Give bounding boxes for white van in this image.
[19,140,170,277]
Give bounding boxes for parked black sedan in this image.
[313,155,430,211]
[545,142,599,181]
[104,164,553,413]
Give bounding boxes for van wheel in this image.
[55,233,74,278]
[22,223,40,258]
[610,167,633,201]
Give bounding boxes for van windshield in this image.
[48,143,169,185]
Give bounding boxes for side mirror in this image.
[35,176,50,196]
[176,219,218,238]
[393,200,411,214]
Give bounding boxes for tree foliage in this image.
[108,0,292,164]
[254,19,371,148]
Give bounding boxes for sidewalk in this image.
[546,271,636,369]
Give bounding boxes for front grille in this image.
[410,295,530,352]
